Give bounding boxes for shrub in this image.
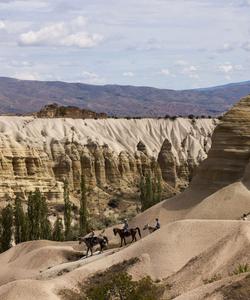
[233,263,250,275]
[61,258,164,300]
[103,215,116,227]
[87,273,163,300]
[203,274,222,284]
[108,198,121,208]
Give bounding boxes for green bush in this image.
[86,273,163,300]
[233,263,250,275]
[61,258,164,300]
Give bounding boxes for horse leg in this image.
[86,247,89,258]
[132,233,137,243]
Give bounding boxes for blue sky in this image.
[0,0,249,89]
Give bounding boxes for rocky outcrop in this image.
[136,95,250,226]
[158,139,178,188]
[0,117,217,214]
[36,103,107,119]
[192,95,250,193]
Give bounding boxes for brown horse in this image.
[78,235,108,257]
[113,227,141,247]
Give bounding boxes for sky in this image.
[0,0,250,89]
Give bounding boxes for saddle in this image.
[92,236,99,243]
[123,229,130,237]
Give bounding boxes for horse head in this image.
[113,228,117,236]
[143,224,149,230]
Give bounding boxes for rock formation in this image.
[36,103,107,119]
[132,95,250,227]
[0,116,217,218]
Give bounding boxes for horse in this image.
[113,227,141,247]
[78,235,108,257]
[143,224,157,234]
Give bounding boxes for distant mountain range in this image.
[0,77,250,116]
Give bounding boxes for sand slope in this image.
[0,220,250,300]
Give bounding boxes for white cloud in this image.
[0,21,6,30]
[14,71,40,81]
[81,71,105,84]
[160,68,170,76]
[217,43,234,53]
[123,71,134,77]
[218,63,233,73]
[218,63,243,74]
[180,65,199,79]
[18,17,103,48]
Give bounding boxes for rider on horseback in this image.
[123,219,129,234]
[88,230,97,243]
[154,218,160,231]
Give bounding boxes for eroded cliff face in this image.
[192,95,250,194]
[0,117,217,219]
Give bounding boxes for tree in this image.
[14,196,27,244]
[27,189,51,240]
[53,216,64,241]
[40,196,52,240]
[140,174,162,211]
[153,176,162,205]
[21,213,29,243]
[63,180,72,240]
[145,173,153,210]
[27,189,41,240]
[139,176,146,211]
[79,174,88,235]
[1,204,13,252]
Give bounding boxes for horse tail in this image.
[136,227,141,238]
[103,236,109,244]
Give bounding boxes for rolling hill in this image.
[0,77,250,116]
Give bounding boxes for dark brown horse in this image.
[78,235,108,257]
[113,227,141,247]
